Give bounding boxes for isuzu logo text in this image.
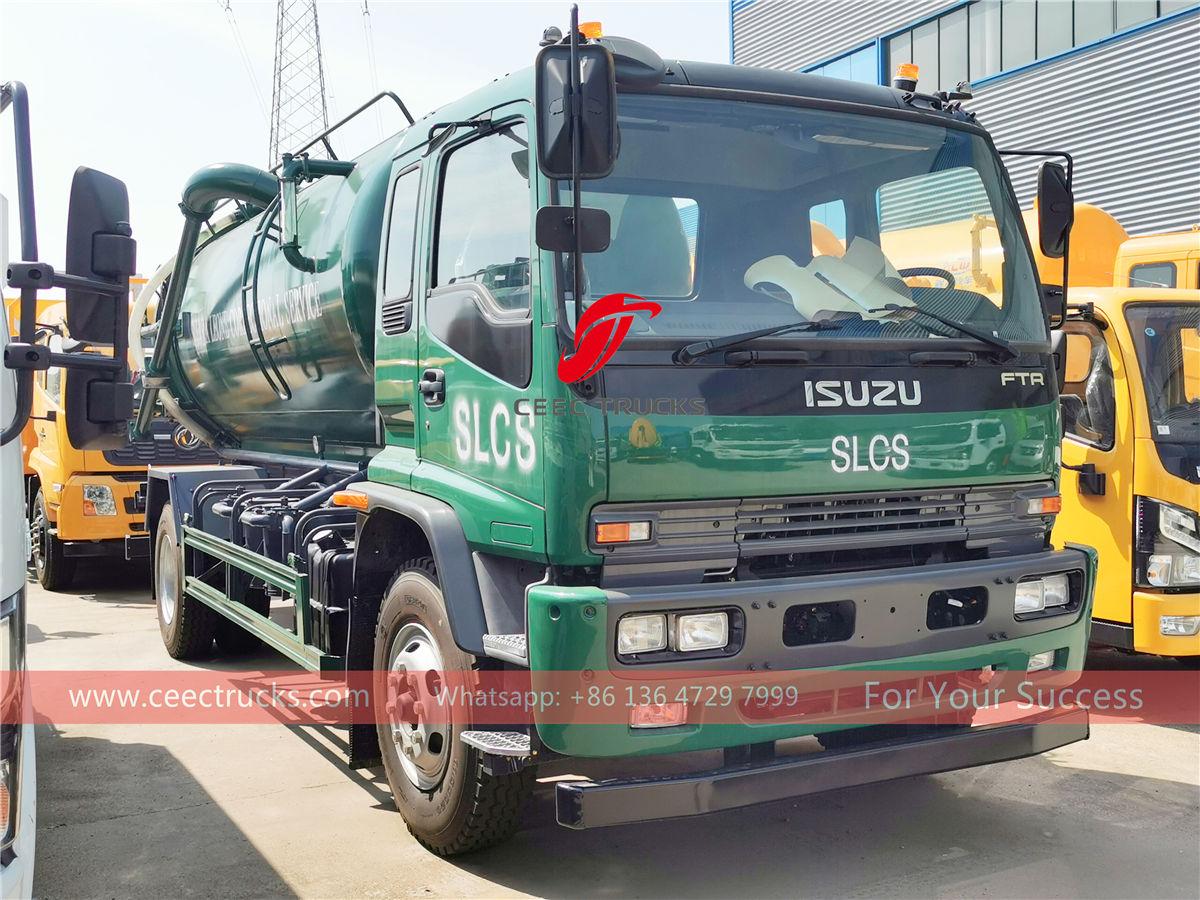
[802,379,922,409]
[558,292,662,383]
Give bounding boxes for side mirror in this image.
[62,167,137,449]
[1036,161,1073,259]
[534,42,618,180]
[64,167,135,343]
[536,206,611,253]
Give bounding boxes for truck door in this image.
[413,107,545,550]
[374,150,425,481]
[1058,317,1134,625]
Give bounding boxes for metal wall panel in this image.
[971,14,1200,235]
[732,4,1200,235]
[732,0,952,71]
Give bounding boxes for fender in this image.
[354,481,488,655]
[145,464,265,546]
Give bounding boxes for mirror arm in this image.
[568,3,585,327]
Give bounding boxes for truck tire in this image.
[214,588,270,656]
[374,558,532,856]
[155,504,217,659]
[31,489,75,591]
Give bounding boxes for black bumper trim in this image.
[555,707,1088,829]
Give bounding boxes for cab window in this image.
[428,122,532,387]
[1061,324,1116,449]
[1129,261,1176,288]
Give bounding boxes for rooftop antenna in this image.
[268,0,331,164]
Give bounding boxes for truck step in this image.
[482,633,528,666]
[461,730,532,757]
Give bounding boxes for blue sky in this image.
[1,0,729,274]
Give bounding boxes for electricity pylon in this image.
[268,0,330,164]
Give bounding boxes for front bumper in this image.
[556,705,1088,829]
[50,474,145,544]
[528,546,1097,756]
[1132,590,1200,656]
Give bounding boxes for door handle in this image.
[418,368,446,406]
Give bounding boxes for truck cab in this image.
[1057,289,1200,661]
[23,300,214,589]
[1116,227,1200,291]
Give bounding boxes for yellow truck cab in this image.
[21,299,214,590]
[1058,288,1200,662]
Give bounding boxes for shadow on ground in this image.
[33,726,296,899]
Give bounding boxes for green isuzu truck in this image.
[108,24,1094,854]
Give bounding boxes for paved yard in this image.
[26,565,1200,899]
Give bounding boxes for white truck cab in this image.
[2,192,37,900]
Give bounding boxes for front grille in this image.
[592,483,1055,586]
[738,490,968,556]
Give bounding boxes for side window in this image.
[428,122,532,387]
[435,123,531,311]
[1129,262,1176,288]
[384,168,420,299]
[1061,325,1116,449]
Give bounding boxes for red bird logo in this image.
[558,293,663,384]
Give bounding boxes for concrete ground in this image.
[25,563,1200,899]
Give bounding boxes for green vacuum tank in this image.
[161,139,395,460]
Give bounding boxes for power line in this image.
[361,1,384,140]
[219,0,270,122]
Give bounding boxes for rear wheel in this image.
[155,504,216,659]
[30,489,75,591]
[374,558,531,856]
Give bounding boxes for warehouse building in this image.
[730,1,1200,235]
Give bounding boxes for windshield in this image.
[561,94,1045,348]
[1125,304,1200,446]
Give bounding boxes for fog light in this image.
[1027,650,1056,672]
[1160,615,1200,637]
[82,484,117,516]
[630,701,687,729]
[676,611,729,652]
[1015,574,1070,616]
[617,613,667,655]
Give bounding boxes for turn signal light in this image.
[1027,496,1063,515]
[595,521,651,544]
[331,490,369,510]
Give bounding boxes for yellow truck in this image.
[13,297,214,590]
[880,205,1200,663]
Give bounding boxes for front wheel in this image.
[30,489,75,591]
[374,558,531,856]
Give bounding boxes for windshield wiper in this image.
[675,319,843,365]
[869,303,1018,360]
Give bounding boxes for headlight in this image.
[617,613,667,655]
[1136,498,1200,589]
[83,484,117,516]
[1014,574,1071,617]
[676,611,729,652]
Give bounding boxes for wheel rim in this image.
[386,621,450,790]
[157,533,179,626]
[30,496,47,576]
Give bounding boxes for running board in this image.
[482,633,528,666]
[461,731,532,757]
